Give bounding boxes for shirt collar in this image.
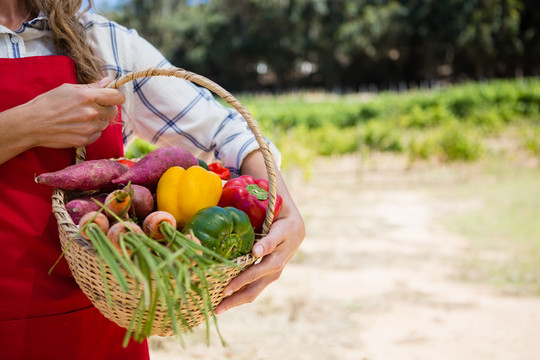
[0,12,49,34]
[18,12,49,32]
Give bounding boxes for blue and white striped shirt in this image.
[0,12,280,176]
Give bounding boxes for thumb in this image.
[87,77,112,88]
[252,221,286,258]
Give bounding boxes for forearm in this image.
[240,149,302,226]
[0,104,36,165]
[0,81,124,166]
[215,149,305,314]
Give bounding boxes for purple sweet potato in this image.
[124,184,154,220]
[66,194,107,224]
[112,146,198,187]
[35,159,129,191]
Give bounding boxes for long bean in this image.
[82,212,243,346]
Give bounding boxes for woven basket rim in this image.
[51,67,272,336]
[73,67,277,234]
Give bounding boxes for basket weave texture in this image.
[51,68,278,336]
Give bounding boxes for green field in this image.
[235,78,540,294]
[236,78,540,175]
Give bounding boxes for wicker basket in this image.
[51,68,278,336]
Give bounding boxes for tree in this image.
[104,0,538,91]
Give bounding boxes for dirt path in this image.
[149,155,540,360]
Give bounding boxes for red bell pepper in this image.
[218,175,283,234]
[208,162,231,180]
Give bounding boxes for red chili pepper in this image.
[218,175,283,234]
[208,162,231,180]
[116,159,136,168]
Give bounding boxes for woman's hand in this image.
[0,77,124,164]
[214,150,305,314]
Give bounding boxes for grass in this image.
[230,78,540,179]
[233,80,540,293]
[438,161,540,295]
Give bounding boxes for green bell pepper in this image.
[124,137,158,159]
[182,206,255,259]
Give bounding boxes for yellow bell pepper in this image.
[156,166,223,227]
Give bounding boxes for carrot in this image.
[185,233,202,250]
[182,233,203,266]
[142,211,177,240]
[35,159,129,190]
[106,221,143,254]
[78,211,110,240]
[112,146,198,187]
[105,188,132,219]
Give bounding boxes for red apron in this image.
[0,56,149,359]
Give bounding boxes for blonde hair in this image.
[27,0,103,83]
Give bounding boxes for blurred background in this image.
[95,0,539,92]
[91,1,540,359]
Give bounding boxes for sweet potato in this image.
[35,159,129,191]
[112,146,198,187]
[66,194,107,224]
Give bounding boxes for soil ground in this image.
[149,155,540,360]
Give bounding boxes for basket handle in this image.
[75,67,277,236]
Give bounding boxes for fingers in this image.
[252,219,287,257]
[87,130,102,145]
[78,77,125,107]
[101,103,119,121]
[84,78,123,127]
[86,77,113,88]
[215,271,281,315]
[213,207,305,314]
[221,250,284,300]
[94,88,125,107]
[218,221,288,297]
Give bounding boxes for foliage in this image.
[106,0,540,92]
[233,78,540,170]
[437,123,484,162]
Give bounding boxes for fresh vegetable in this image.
[185,233,202,249]
[82,218,235,346]
[182,206,255,259]
[156,166,223,228]
[184,233,203,265]
[208,162,231,180]
[218,175,283,233]
[35,159,129,191]
[197,158,209,171]
[66,194,107,224]
[106,221,144,251]
[124,184,154,220]
[142,211,177,240]
[112,146,198,187]
[78,211,110,240]
[117,159,136,168]
[105,188,131,219]
[124,137,158,159]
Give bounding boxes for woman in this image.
[0,1,305,359]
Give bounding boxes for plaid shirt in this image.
[0,12,280,175]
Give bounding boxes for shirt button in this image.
[10,36,19,44]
